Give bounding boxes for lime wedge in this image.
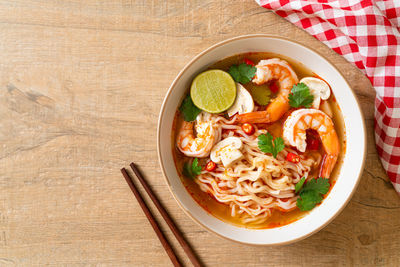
[190,69,236,113]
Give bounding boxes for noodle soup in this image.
[172,52,345,229]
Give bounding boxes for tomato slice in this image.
[270,80,279,93]
[306,130,321,151]
[308,139,320,150]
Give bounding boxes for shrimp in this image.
[282,109,340,178]
[237,58,298,124]
[177,112,220,158]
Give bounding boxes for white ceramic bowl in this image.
[157,35,366,245]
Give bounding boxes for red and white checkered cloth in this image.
[256,0,400,194]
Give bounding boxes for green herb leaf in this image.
[297,190,323,211]
[191,158,202,176]
[288,83,314,108]
[295,177,306,193]
[273,138,285,156]
[228,63,257,84]
[182,158,202,178]
[258,133,273,154]
[302,177,330,195]
[258,133,285,158]
[296,177,330,211]
[179,95,202,122]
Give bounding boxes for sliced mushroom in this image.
[300,77,331,109]
[210,137,243,167]
[227,83,254,117]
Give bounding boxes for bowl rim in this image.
[157,34,367,246]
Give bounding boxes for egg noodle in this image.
[195,113,321,224]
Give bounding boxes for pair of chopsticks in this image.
[121,163,202,267]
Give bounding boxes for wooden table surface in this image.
[0,0,399,266]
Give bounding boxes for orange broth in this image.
[172,52,346,229]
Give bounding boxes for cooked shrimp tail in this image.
[237,58,298,124]
[236,110,270,124]
[237,95,290,124]
[283,109,340,178]
[319,154,338,178]
[176,112,220,158]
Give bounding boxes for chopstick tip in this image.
[130,162,137,169]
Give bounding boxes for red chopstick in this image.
[120,168,182,267]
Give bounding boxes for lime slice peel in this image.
[190,69,237,113]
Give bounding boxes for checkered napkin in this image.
[256,0,400,194]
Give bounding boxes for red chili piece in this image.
[286,152,300,163]
[205,161,217,172]
[243,58,255,66]
[241,123,255,135]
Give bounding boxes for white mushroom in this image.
[227,83,254,117]
[210,137,243,167]
[300,77,331,109]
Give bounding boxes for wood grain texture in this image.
[0,0,398,266]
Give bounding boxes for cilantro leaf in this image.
[182,158,202,178]
[297,190,323,211]
[296,177,330,211]
[258,133,273,154]
[302,177,330,195]
[295,177,306,193]
[288,83,314,108]
[228,63,256,84]
[179,95,201,122]
[191,158,202,175]
[258,133,285,158]
[273,137,285,156]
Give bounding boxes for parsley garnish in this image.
[257,133,285,158]
[288,83,314,108]
[179,95,202,121]
[182,158,202,178]
[228,63,257,84]
[296,177,330,211]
